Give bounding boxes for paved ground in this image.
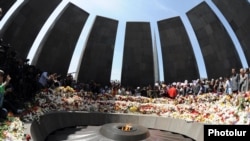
[45,125,194,141]
[24,122,194,141]
[24,122,33,141]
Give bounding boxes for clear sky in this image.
[1,0,247,81]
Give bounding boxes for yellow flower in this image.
[129,106,137,112]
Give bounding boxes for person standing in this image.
[0,70,11,119]
[230,68,239,94]
[38,71,53,89]
[224,76,232,94]
[239,68,248,93]
[167,82,178,99]
[0,70,11,107]
[246,68,250,91]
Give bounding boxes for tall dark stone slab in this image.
[121,22,154,88]
[0,0,61,59]
[157,17,199,83]
[0,0,16,20]
[187,2,242,79]
[212,0,250,68]
[77,16,118,85]
[34,3,89,77]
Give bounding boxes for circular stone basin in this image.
[100,123,150,141]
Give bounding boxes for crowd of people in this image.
[0,39,79,119]
[160,68,247,97]
[102,67,250,100]
[1,37,250,120]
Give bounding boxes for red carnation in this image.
[26,134,31,141]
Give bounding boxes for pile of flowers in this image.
[2,86,249,140]
[19,86,250,125]
[1,86,248,141]
[0,113,25,141]
[114,94,250,124]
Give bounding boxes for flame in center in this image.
[121,123,132,131]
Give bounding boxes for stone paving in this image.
[24,122,33,141]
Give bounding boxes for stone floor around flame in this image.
[45,125,194,141]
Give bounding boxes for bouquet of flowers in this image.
[0,114,25,141]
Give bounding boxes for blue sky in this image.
[1,0,248,81]
[71,0,200,21]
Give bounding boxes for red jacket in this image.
[168,86,177,98]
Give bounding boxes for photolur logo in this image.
[208,129,247,136]
[204,125,250,140]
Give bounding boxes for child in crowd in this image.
[0,69,11,119]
